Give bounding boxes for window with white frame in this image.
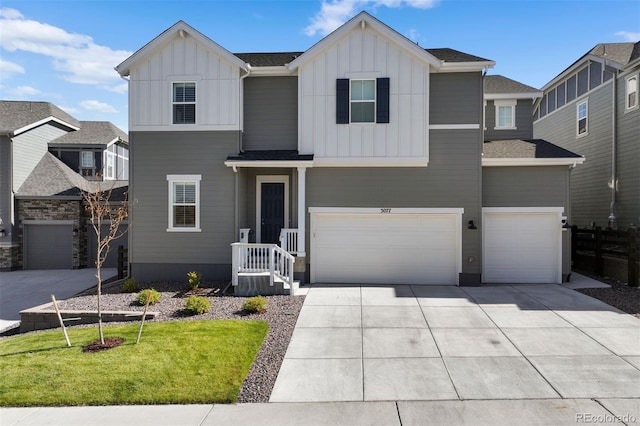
[167,175,201,231]
[104,152,115,180]
[172,82,196,124]
[81,151,94,168]
[350,79,376,123]
[626,75,638,110]
[577,100,588,136]
[494,100,516,129]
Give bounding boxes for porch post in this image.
[297,167,307,257]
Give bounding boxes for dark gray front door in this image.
[261,183,285,243]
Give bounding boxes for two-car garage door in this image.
[310,209,462,285]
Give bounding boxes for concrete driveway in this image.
[0,268,116,331]
[271,282,640,404]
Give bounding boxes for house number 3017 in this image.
[380,208,392,213]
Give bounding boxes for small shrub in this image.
[137,288,161,306]
[187,271,201,290]
[122,278,137,293]
[243,296,267,314]
[184,295,211,315]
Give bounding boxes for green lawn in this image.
[0,320,268,406]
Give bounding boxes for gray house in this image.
[116,12,582,290]
[533,42,640,229]
[0,101,128,270]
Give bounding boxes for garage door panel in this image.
[483,211,561,284]
[313,213,459,285]
[25,224,72,270]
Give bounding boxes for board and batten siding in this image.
[128,131,239,281]
[430,73,483,125]
[243,77,298,151]
[13,124,68,191]
[306,129,482,279]
[616,67,640,227]
[484,99,535,141]
[482,166,571,278]
[297,25,430,161]
[534,82,613,227]
[128,33,241,130]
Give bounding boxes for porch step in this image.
[235,273,299,296]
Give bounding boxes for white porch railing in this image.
[231,243,295,288]
[279,228,299,254]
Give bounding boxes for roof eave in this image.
[482,157,585,167]
[13,116,80,137]
[248,66,295,77]
[485,92,543,100]
[436,61,495,73]
[541,53,624,91]
[224,160,314,168]
[287,11,442,72]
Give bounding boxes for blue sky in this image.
[1,0,638,132]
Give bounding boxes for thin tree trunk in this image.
[97,269,104,344]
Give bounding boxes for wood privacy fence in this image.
[117,245,128,279]
[571,226,638,286]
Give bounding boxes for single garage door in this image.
[24,224,73,269]
[483,208,562,284]
[311,209,461,285]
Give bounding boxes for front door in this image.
[261,182,285,243]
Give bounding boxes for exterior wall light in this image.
[0,228,5,237]
[72,228,79,237]
[468,220,477,230]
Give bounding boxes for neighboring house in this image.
[116,11,583,289]
[0,101,128,270]
[533,42,640,229]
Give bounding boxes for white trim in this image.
[248,66,295,77]
[309,207,465,215]
[482,207,563,284]
[482,157,585,167]
[171,81,197,125]
[429,124,480,130]
[0,242,20,248]
[13,116,80,136]
[256,175,289,243]
[437,61,495,73]
[130,124,240,132]
[312,157,429,167]
[625,74,639,111]
[166,174,201,232]
[540,54,623,92]
[576,99,588,137]
[494,99,516,129]
[485,92,542,100]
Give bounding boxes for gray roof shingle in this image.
[425,48,491,63]
[49,121,128,147]
[0,101,80,134]
[483,139,582,159]
[588,42,637,66]
[484,75,540,94]
[227,150,314,162]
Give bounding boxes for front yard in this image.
[0,320,267,406]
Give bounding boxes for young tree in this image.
[82,183,129,344]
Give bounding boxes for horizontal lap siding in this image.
[13,124,68,191]
[430,73,482,125]
[243,77,298,151]
[484,99,535,141]
[129,131,238,264]
[306,129,482,275]
[534,83,612,227]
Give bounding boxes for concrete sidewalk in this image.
[2,398,639,425]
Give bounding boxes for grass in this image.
[0,320,268,406]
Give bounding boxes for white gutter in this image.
[482,157,585,167]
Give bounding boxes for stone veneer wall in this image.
[17,199,87,268]
[0,245,22,270]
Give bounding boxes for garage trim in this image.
[482,207,564,284]
[309,207,464,284]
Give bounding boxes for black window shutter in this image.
[376,78,390,123]
[336,79,349,124]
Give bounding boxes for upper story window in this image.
[626,75,638,111]
[494,100,516,129]
[173,82,196,124]
[167,174,201,232]
[336,78,389,124]
[81,151,94,168]
[104,152,115,180]
[577,100,588,137]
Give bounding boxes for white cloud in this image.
[406,29,420,43]
[615,31,640,41]
[11,85,40,96]
[58,105,80,114]
[305,0,437,36]
[104,82,128,94]
[80,100,118,113]
[0,58,25,76]
[0,7,132,87]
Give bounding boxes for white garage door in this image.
[311,210,461,285]
[483,209,562,284]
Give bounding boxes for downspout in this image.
[609,64,618,230]
[232,65,251,239]
[239,65,252,153]
[233,165,238,241]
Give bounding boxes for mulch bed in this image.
[82,337,125,353]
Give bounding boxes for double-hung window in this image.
[104,152,115,180]
[173,82,196,124]
[167,175,201,231]
[626,75,638,111]
[577,100,588,136]
[81,151,94,168]
[494,100,516,129]
[336,78,390,124]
